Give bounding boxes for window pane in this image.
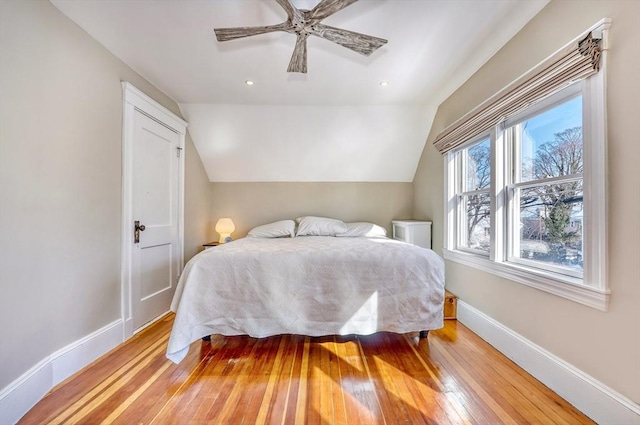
[461,192,490,252]
[465,137,491,190]
[516,181,583,271]
[517,96,583,182]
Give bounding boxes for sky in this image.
[466,94,582,188]
[522,95,582,155]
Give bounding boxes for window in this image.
[506,92,584,278]
[440,21,610,310]
[444,79,608,311]
[453,136,491,254]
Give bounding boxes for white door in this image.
[131,110,181,330]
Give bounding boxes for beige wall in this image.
[184,133,212,261]
[209,183,413,241]
[413,0,640,403]
[0,0,210,389]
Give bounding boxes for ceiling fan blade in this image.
[214,23,290,42]
[311,24,387,56]
[274,0,303,21]
[308,0,359,21]
[287,33,308,73]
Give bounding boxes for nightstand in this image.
[391,220,432,249]
[203,241,220,249]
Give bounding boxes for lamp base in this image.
[218,233,231,243]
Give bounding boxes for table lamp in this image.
[215,218,235,243]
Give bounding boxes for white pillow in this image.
[247,220,296,238]
[336,222,387,238]
[296,216,347,237]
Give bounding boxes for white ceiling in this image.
[51,0,548,182]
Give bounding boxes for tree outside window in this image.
[511,96,584,272]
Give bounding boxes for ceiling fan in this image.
[213,0,387,73]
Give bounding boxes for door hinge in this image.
[176,147,183,158]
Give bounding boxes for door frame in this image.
[121,82,188,340]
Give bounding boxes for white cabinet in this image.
[392,220,432,249]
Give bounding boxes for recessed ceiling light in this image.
[245,80,255,86]
[379,81,389,87]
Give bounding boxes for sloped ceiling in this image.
[50,0,548,182]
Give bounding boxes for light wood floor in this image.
[20,314,594,424]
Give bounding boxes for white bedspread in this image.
[166,236,445,363]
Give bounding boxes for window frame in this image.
[443,66,609,311]
[504,85,584,279]
[452,134,492,256]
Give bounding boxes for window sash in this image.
[456,189,491,255]
[510,173,583,190]
[453,137,492,255]
[506,179,584,279]
[508,255,583,279]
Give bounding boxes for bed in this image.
[166,219,445,364]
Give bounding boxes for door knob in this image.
[134,220,146,243]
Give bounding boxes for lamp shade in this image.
[215,218,235,243]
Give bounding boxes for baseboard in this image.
[0,319,123,425]
[124,317,134,340]
[457,300,640,425]
[123,311,170,341]
[133,310,171,335]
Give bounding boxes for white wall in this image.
[413,0,640,404]
[180,103,436,183]
[0,0,210,391]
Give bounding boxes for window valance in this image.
[433,19,610,155]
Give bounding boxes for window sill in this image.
[443,249,609,311]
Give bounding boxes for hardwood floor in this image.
[20,314,594,424]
